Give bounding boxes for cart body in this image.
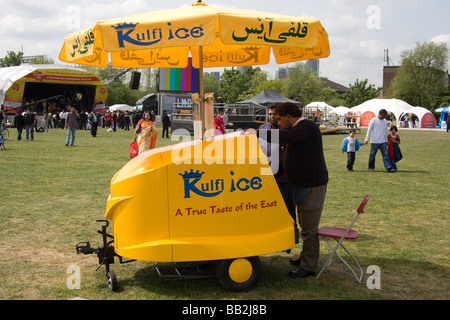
[105,132,295,263]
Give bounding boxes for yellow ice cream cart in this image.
[77,132,295,291]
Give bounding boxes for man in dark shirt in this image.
[23,108,36,141]
[15,111,25,141]
[65,107,79,146]
[162,110,171,138]
[258,104,298,243]
[262,102,328,278]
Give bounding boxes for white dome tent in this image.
[304,102,335,126]
[330,106,351,116]
[329,106,353,127]
[305,102,335,114]
[109,104,135,112]
[400,106,436,128]
[351,99,413,127]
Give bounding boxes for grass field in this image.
[0,125,449,300]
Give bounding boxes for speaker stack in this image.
[129,71,141,90]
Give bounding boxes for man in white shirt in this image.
[364,109,394,172]
[59,109,67,129]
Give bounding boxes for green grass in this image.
[0,126,449,300]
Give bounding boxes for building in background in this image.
[305,59,319,76]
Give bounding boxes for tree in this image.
[203,73,220,97]
[29,55,54,65]
[0,51,23,67]
[105,80,145,106]
[343,79,382,107]
[219,67,262,103]
[318,87,346,107]
[389,41,449,109]
[218,68,241,103]
[436,85,450,108]
[283,63,323,104]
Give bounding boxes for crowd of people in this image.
[12,106,145,144]
[4,94,177,156]
[7,96,170,148]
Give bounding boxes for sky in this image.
[0,0,449,88]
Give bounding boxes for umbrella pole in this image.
[199,46,205,137]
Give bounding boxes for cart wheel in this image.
[106,272,118,292]
[216,257,261,292]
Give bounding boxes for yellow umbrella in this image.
[59,1,330,129]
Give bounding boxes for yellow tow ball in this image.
[228,258,253,283]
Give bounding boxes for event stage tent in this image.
[0,64,107,112]
[351,98,413,127]
[237,90,302,106]
[400,106,436,128]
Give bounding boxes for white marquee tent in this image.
[108,104,135,112]
[305,102,335,113]
[351,98,413,127]
[330,106,351,116]
[400,106,436,128]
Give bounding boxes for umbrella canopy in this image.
[59,1,330,133]
[59,2,330,69]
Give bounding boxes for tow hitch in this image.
[76,219,135,291]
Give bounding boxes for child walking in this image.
[387,126,403,172]
[341,129,364,171]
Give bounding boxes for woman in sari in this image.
[134,112,158,154]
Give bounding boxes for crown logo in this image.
[179,169,205,179]
[243,46,261,51]
[112,22,139,30]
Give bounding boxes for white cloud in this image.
[1,0,449,91]
[328,0,372,11]
[431,34,450,48]
[323,13,366,38]
[360,39,386,59]
[0,15,26,33]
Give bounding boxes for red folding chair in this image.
[316,195,371,283]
